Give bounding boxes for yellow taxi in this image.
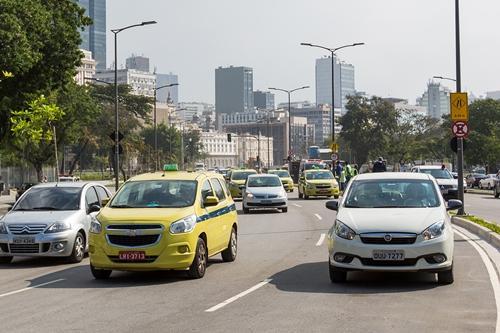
[298,169,340,199]
[88,165,238,279]
[268,169,294,192]
[227,169,258,198]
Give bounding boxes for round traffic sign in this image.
[452,121,469,138]
[331,153,339,161]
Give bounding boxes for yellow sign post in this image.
[330,143,339,153]
[450,92,468,121]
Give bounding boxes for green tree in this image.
[10,95,64,181]
[0,0,91,141]
[141,124,182,169]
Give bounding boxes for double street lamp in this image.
[300,42,364,144]
[268,86,309,162]
[111,20,157,191]
[153,83,179,171]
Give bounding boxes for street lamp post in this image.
[268,86,309,163]
[433,76,456,82]
[153,83,179,171]
[300,42,364,144]
[111,20,157,191]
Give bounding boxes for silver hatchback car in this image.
[242,174,288,213]
[0,182,112,264]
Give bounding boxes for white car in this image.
[326,172,461,284]
[242,174,288,213]
[479,174,497,190]
[411,166,465,200]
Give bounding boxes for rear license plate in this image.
[118,251,146,261]
[372,250,405,261]
[13,237,35,244]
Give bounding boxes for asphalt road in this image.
[0,192,498,332]
[464,192,500,225]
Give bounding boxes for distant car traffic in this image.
[465,173,487,188]
[479,174,497,190]
[411,166,465,200]
[298,169,340,199]
[89,165,238,279]
[0,182,112,264]
[242,174,288,214]
[326,172,460,284]
[268,169,294,192]
[228,169,258,198]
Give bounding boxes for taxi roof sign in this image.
[163,164,179,171]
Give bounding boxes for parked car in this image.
[466,173,487,188]
[242,174,288,213]
[326,172,460,284]
[479,174,497,190]
[0,182,112,264]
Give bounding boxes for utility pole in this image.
[455,0,465,215]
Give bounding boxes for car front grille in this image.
[315,185,331,189]
[360,233,417,245]
[8,224,47,235]
[360,258,418,266]
[9,243,40,254]
[108,255,158,263]
[107,234,160,247]
[107,224,163,230]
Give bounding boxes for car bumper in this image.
[0,230,77,257]
[304,188,339,197]
[328,232,453,272]
[243,197,287,209]
[89,232,197,271]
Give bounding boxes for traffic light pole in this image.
[455,0,465,215]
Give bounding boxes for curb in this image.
[452,216,500,250]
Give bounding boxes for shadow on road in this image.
[25,258,226,289]
[237,209,282,215]
[0,256,89,270]
[269,261,439,294]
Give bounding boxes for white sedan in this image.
[479,174,497,190]
[326,172,461,284]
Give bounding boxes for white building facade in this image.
[200,132,238,168]
[95,69,156,97]
[75,49,96,85]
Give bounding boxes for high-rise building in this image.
[95,69,156,97]
[253,91,275,110]
[75,0,106,70]
[156,73,179,104]
[126,55,150,72]
[215,66,253,115]
[315,57,355,114]
[289,104,341,145]
[417,82,451,119]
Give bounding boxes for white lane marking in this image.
[314,213,323,221]
[453,228,500,333]
[205,279,272,312]
[316,233,326,246]
[0,279,65,299]
[292,203,302,208]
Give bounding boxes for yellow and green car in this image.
[268,169,294,192]
[298,169,340,199]
[227,169,258,198]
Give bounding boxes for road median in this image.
[452,216,500,250]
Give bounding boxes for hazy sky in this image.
[106,0,500,105]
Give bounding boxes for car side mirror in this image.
[88,204,101,214]
[204,196,219,207]
[325,200,339,211]
[446,199,463,211]
[101,198,110,207]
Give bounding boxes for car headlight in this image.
[422,220,445,240]
[0,222,7,234]
[90,216,102,234]
[334,220,356,240]
[45,222,71,233]
[170,214,197,234]
[246,192,254,198]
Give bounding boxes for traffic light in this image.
[227,133,232,142]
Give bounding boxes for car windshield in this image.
[269,170,290,178]
[306,171,334,180]
[419,169,452,179]
[110,180,197,208]
[247,176,282,187]
[231,171,256,181]
[344,179,440,208]
[14,187,81,211]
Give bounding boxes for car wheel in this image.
[90,264,112,279]
[329,260,347,283]
[221,227,237,262]
[437,266,454,285]
[281,207,288,213]
[0,256,13,264]
[67,231,85,263]
[188,238,207,279]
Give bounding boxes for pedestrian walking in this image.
[339,167,346,192]
[345,161,355,184]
